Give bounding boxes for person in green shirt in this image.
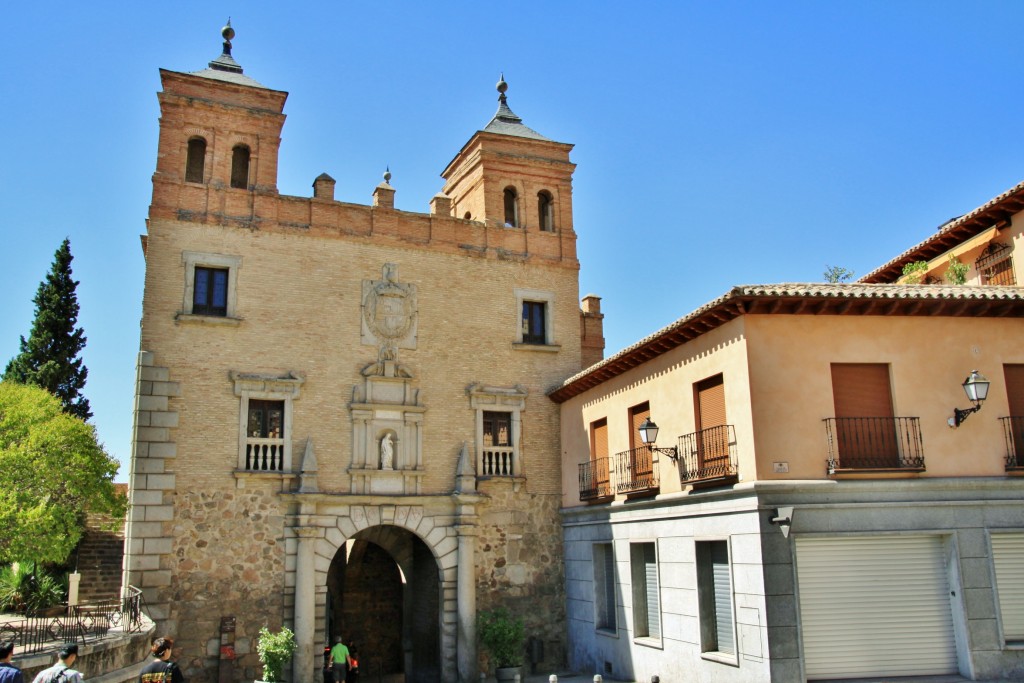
[328,638,353,682]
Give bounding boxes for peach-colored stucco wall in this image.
[745,313,1023,479]
[558,318,753,508]
[559,311,1024,508]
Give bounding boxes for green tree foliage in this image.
[0,562,68,612]
[0,382,126,565]
[823,265,855,283]
[257,626,296,683]
[4,239,92,420]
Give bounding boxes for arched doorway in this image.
[326,525,440,683]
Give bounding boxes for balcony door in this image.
[830,363,899,466]
[695,374,729,472]
[591,418,610,496]
[627,402,654,488]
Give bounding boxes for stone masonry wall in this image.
[476,483,566,672]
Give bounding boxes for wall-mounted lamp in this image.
[768,506,794,538]
[637,417,678,461]
[948,370,990,428]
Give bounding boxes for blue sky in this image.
[3,2,1024,479]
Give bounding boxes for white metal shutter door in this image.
[711,542,735,654]
[644,544,661,639]
[991,533,1024,640]
[796,535,957,680]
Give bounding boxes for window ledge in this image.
[477,474,526,493]
[700,651,739,667]
[828,467,925,479]
[233,470,294,489]
[595,628,619,640]
[176,313,243,326]
[632,636,663,650]
[512,342,561,353]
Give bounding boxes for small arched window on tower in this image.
[230,144,251,189]
[538,190,554,231]
[185,137,206,183]
[503,187,519,227]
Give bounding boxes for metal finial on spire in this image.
[383,166,392,185]
[221,18,235,55]
[496,73,508,101]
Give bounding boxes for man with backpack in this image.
[31,644,82,683]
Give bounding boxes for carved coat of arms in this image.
[361,264,418,356]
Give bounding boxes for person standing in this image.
[0,642,22,683]
[139,638,184,683]
[328,637,352,683]
[31,644,82,683]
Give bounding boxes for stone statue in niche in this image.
[380,433,394,470]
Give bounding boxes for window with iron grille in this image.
[696,540,735,657]
[522,301,547,344]
[630,542,661,641]
[193,267,229,316]
[977,243,1016,286]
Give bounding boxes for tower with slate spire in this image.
[442,75,576,236]
[152,21,288,204]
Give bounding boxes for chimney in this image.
[580,294,605,369]
[312,173,335,200]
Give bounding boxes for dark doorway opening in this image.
[326,526,440,683]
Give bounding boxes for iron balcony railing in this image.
[612,446,660,495]
[823,417,925,473]
[0,586,146,655]
[677,424,739,484]
[999,416,1024,469]
[579,457,612,501]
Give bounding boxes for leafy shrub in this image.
[257,626,296,682]
[478,608,525,669]
[946,255,969,285]
[902,261,929,284]
[0,562,67,612]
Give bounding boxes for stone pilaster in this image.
[455,516,479,682]
[293,526,320,683]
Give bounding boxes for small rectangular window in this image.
[696,540,735,656]
[483,411,512,447]
[193,267,229,316]
[248,400,284,439]
[522,301,546,344]
[630,542,661,640]
[593,543,617,632]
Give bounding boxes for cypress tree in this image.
[3,238,92,420]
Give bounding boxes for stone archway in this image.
[325,525,441,682]
[288,497,482,683]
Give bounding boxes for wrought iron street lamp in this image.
[637,417,678,460]
[948,370,990,428]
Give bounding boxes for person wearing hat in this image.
[31,644,81,683]
[0,641,23,683]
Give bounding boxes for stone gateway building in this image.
[123,26,604,683]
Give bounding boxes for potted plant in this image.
[256,626,296,683]
[478,608,525,681]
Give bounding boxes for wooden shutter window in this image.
[696,375,727,429]
[628,402,650,450]
[831,364,894,418]
[830,363,898,465]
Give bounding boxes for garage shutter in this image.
[991,533,1024,640]
[796,535,957,679]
